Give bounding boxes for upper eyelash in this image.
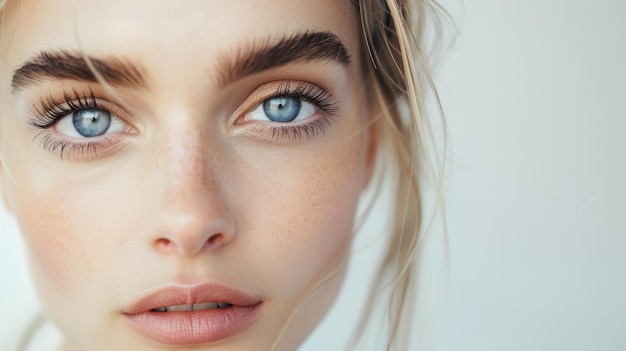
[30,83,338,129]
[30,89,102,129]
[268,82,339,116]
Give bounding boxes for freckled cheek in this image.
[12,177,127,296]
[243,138,368,299]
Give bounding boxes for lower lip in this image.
[124,304,261,345]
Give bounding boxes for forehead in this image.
[1,0,359,66]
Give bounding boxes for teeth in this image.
[151,302,233,312]
[165,304,194,312]
[194,302,219,310]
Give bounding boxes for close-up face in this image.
[0,0,375,350]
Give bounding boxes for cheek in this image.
[11,166,127,297]
[10,164,140,346]
[14,184,86,289]
[235,131,368,301]
[10,183,101,344]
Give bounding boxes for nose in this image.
[143,132,236,257]
[149,200,236,256]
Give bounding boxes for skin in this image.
[0,0,376,350]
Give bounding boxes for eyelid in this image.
[30,91,138,133]
[28,90,138,160]
[229,80,339,144]
[53,109,128,138]
[230,80,337,125]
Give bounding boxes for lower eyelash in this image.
[37,133,114,160]
[268,118,331,143]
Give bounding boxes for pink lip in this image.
[123,283,262,345]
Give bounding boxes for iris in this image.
[72,109,112,137]
[263,96,301,122]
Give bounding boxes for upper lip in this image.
[124,282,262,314]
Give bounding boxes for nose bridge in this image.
[158,114,217,205]
[144,113,235,256]
[168,124,214,195]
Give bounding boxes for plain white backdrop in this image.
[1,0,625,350]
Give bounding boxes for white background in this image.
[2,0,625,350]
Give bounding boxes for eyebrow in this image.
[217,31,351,87]
[11,50,147,93]
[10,31,348,93]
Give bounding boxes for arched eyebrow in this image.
[11,50,147,94]
[10,31,349,94]
[216,31,351,88]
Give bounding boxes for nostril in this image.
[155,238,172,249]
[151,232,232,255]
[206,233,228,249]
[147,214,236,255]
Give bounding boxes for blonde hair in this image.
[1,0,449,350]
[351,0,448,349]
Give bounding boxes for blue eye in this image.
[54,108,127,138]
[262,96,301,122]
[72,109,112,137]
[248,96,316,123]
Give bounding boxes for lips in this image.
[123,283,262,345]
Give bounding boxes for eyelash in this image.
[30,89,121,159]
[270,82,338,116]
[37,133,117,160]
[241,82,339,143]
[31,89,103,129]
[28,82,339,158]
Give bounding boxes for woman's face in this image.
[0,0,374,350]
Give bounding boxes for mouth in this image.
[123,283,262,345]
